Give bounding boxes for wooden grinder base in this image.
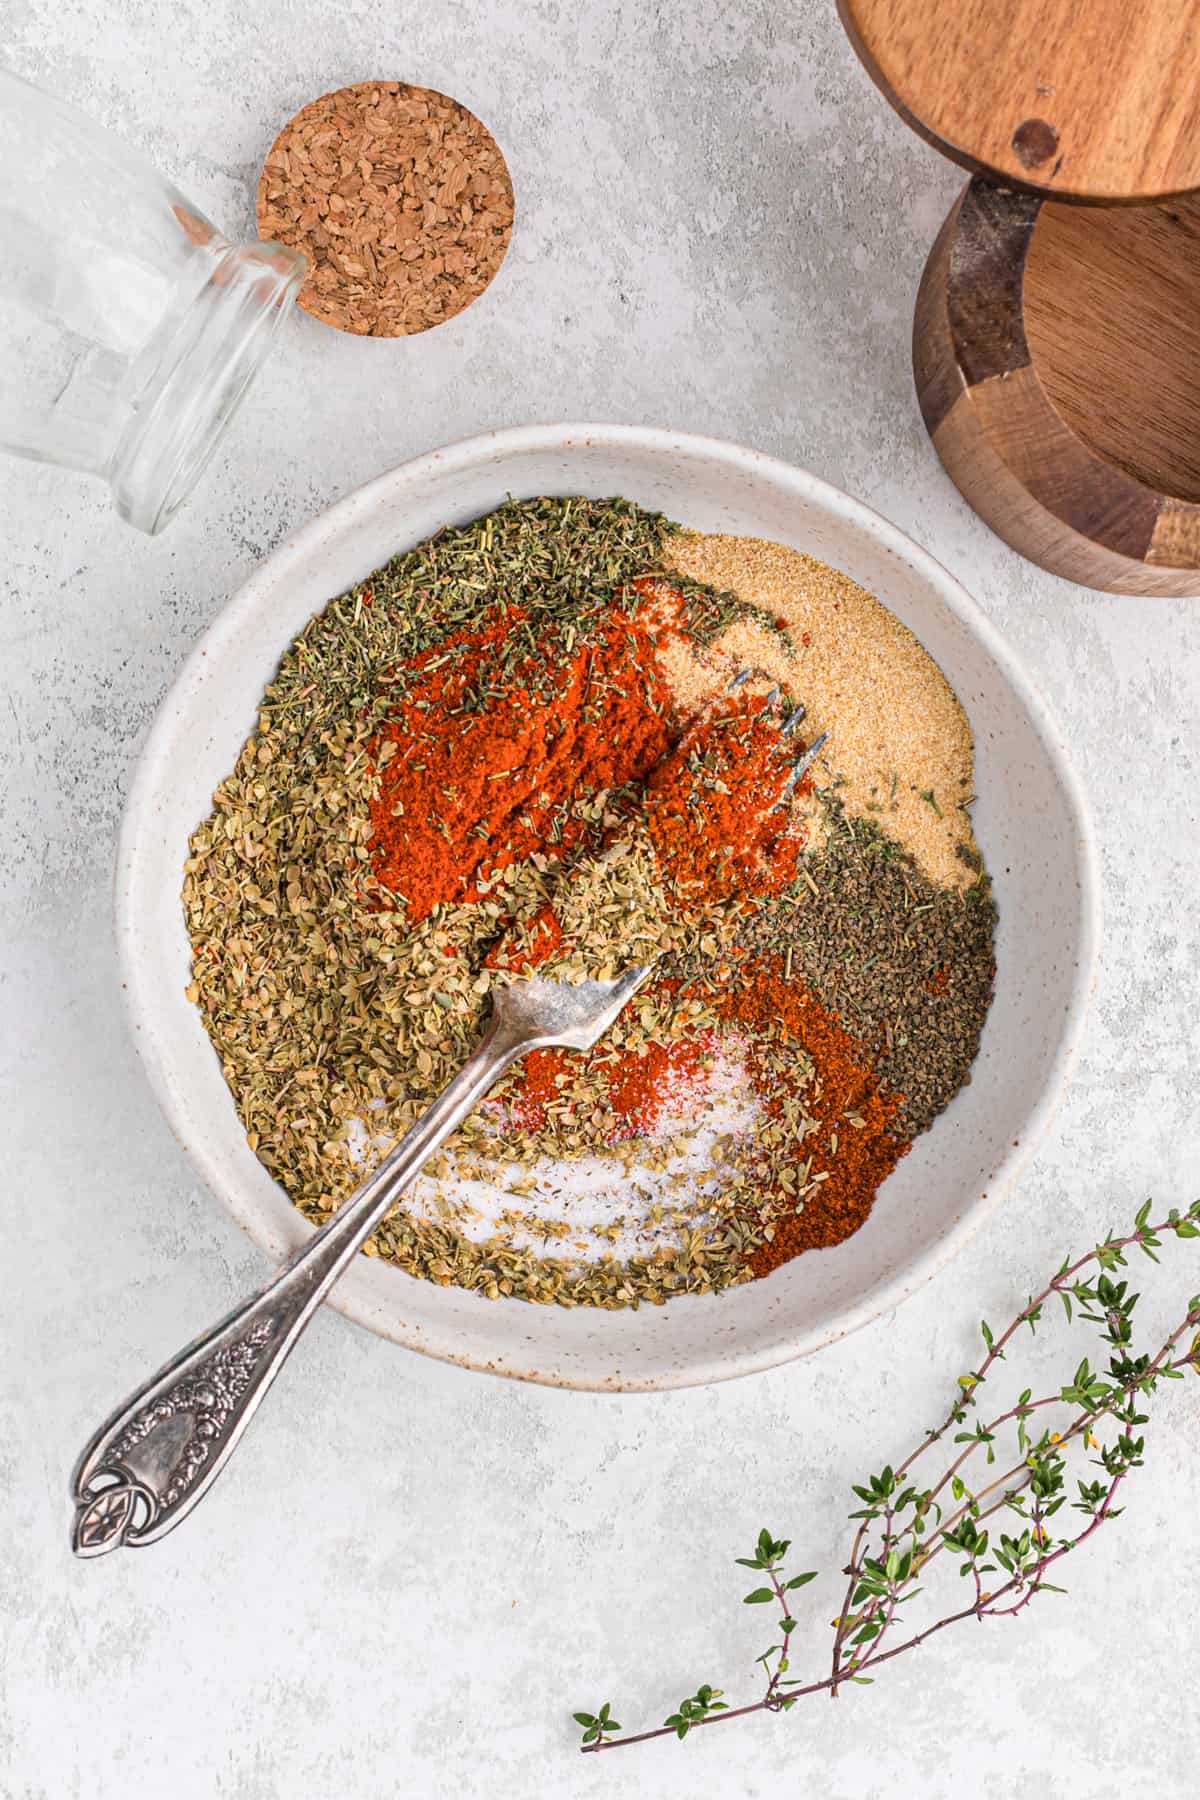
[839,0,1200,593]
[915,179,1200,594]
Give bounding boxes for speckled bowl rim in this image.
[115,423,1101,1389]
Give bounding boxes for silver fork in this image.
[71,967,652,1557]
[725,669,829,799]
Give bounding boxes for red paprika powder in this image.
[368,599,677,919]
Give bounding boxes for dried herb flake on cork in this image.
[256,80,514,337]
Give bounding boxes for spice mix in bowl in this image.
[121,425,1096,1388]
[182,496,996,1308]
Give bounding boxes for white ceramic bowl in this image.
[117,424,1099,1390]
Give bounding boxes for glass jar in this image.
[0,69,306,533]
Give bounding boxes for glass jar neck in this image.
[109,239,305,534]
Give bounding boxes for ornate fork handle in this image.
[72,1006,528,1556]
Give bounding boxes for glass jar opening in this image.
[110,241,305,535]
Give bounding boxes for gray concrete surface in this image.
[3,3,1199,1796]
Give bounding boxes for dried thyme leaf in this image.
[742,798,996,1138]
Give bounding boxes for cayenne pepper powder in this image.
[607,1035,711,1135]
[369,599,677,918]
[504,1046,568,1132]
[720,957,910,1271]
[486,683,812,979]
[645,695,806,902]
[506,1034,712,1139]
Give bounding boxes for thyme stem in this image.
[577,1203,1200,1752]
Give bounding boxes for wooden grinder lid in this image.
[839,0,1200,202]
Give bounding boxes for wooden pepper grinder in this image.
[839,0,1200,594]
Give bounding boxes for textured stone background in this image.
[3,4,1199,1796]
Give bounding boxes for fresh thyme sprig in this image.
[575,1200,1200,1753]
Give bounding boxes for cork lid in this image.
[839,0,1200,203]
